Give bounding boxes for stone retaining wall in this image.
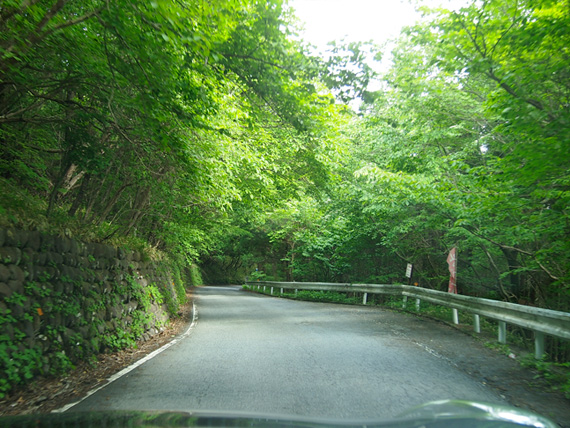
[0,228,181,397]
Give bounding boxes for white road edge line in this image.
[52,301,198,413]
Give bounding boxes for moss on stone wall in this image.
[0,228,187,398]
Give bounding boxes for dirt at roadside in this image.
[0,290,195,416]
[384,311,570,428]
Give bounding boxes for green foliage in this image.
[237,0,570,330]
[0,245,184,397]
[0,343,47,399]
[294,290,361,305]
[2,0,570,386]
[521,355,570,399]
[189,265,203,287]
[249,270,266,282]
[0,0,339,266]
[102,328,136,353]
[318,40,381,104]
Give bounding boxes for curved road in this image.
[70,286,506,419]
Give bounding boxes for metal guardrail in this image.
[246,281,570,359]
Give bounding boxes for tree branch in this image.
[460,226,560,281]
[221,53,289,71]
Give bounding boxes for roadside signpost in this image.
[447,247,459,324]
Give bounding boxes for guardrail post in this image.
[498,321,507,344]
[473,314,480,333]
[270,287,274,295]
[534,331,545,359]
[363,292,368,305]
[295,289,298,296]
[402,296,407,309]
[280,287,284,295]
[452,308,459,325]
[415,298,421,312]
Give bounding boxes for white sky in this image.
[286,0,468,99]
[287,0,469,52]
[287,0,419,52]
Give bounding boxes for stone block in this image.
[0,247,21,264]
[54,281,65,294]
[21,319,34,337]
[11,303,24,318]
[37,265,60,281]
[63,328,78,345]
[21,247,34,263]
[77,241,87,256]
[96,322,105,334]
[5,228,28,247]
[106,246,116,259]
[59,264,74,280]
[63,253,77,267]
[33,313,41,331]
[25,230,41,251]
[22,263,34,282]
[98,258,108,270]
[79,326,90,339]
[52,312,63,327]
[41,234,55,251]
[23,296,31,312]
[95,270,109,283]
[64,281,74,294]
[84,243,95,256]
[81,282,91,293]
[105,320,116,331]
[34,251,47,266]
[9,265,25,282]
[55,236,71,254]
[7,279,24,294]
[83,297,96,311]
[47,251,64,267]
[69,239,80,256]
[107,305,122,319]
[0,264,10,282]
[41,297,54,314]
[65,314,76,327]
[35,266,51,282]
[126,301,138,313]
[92,243,107,259]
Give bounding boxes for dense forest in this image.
[1,0,569,350]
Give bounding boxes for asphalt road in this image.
[70,285,506,420]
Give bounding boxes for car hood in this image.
[0,400,558,428]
